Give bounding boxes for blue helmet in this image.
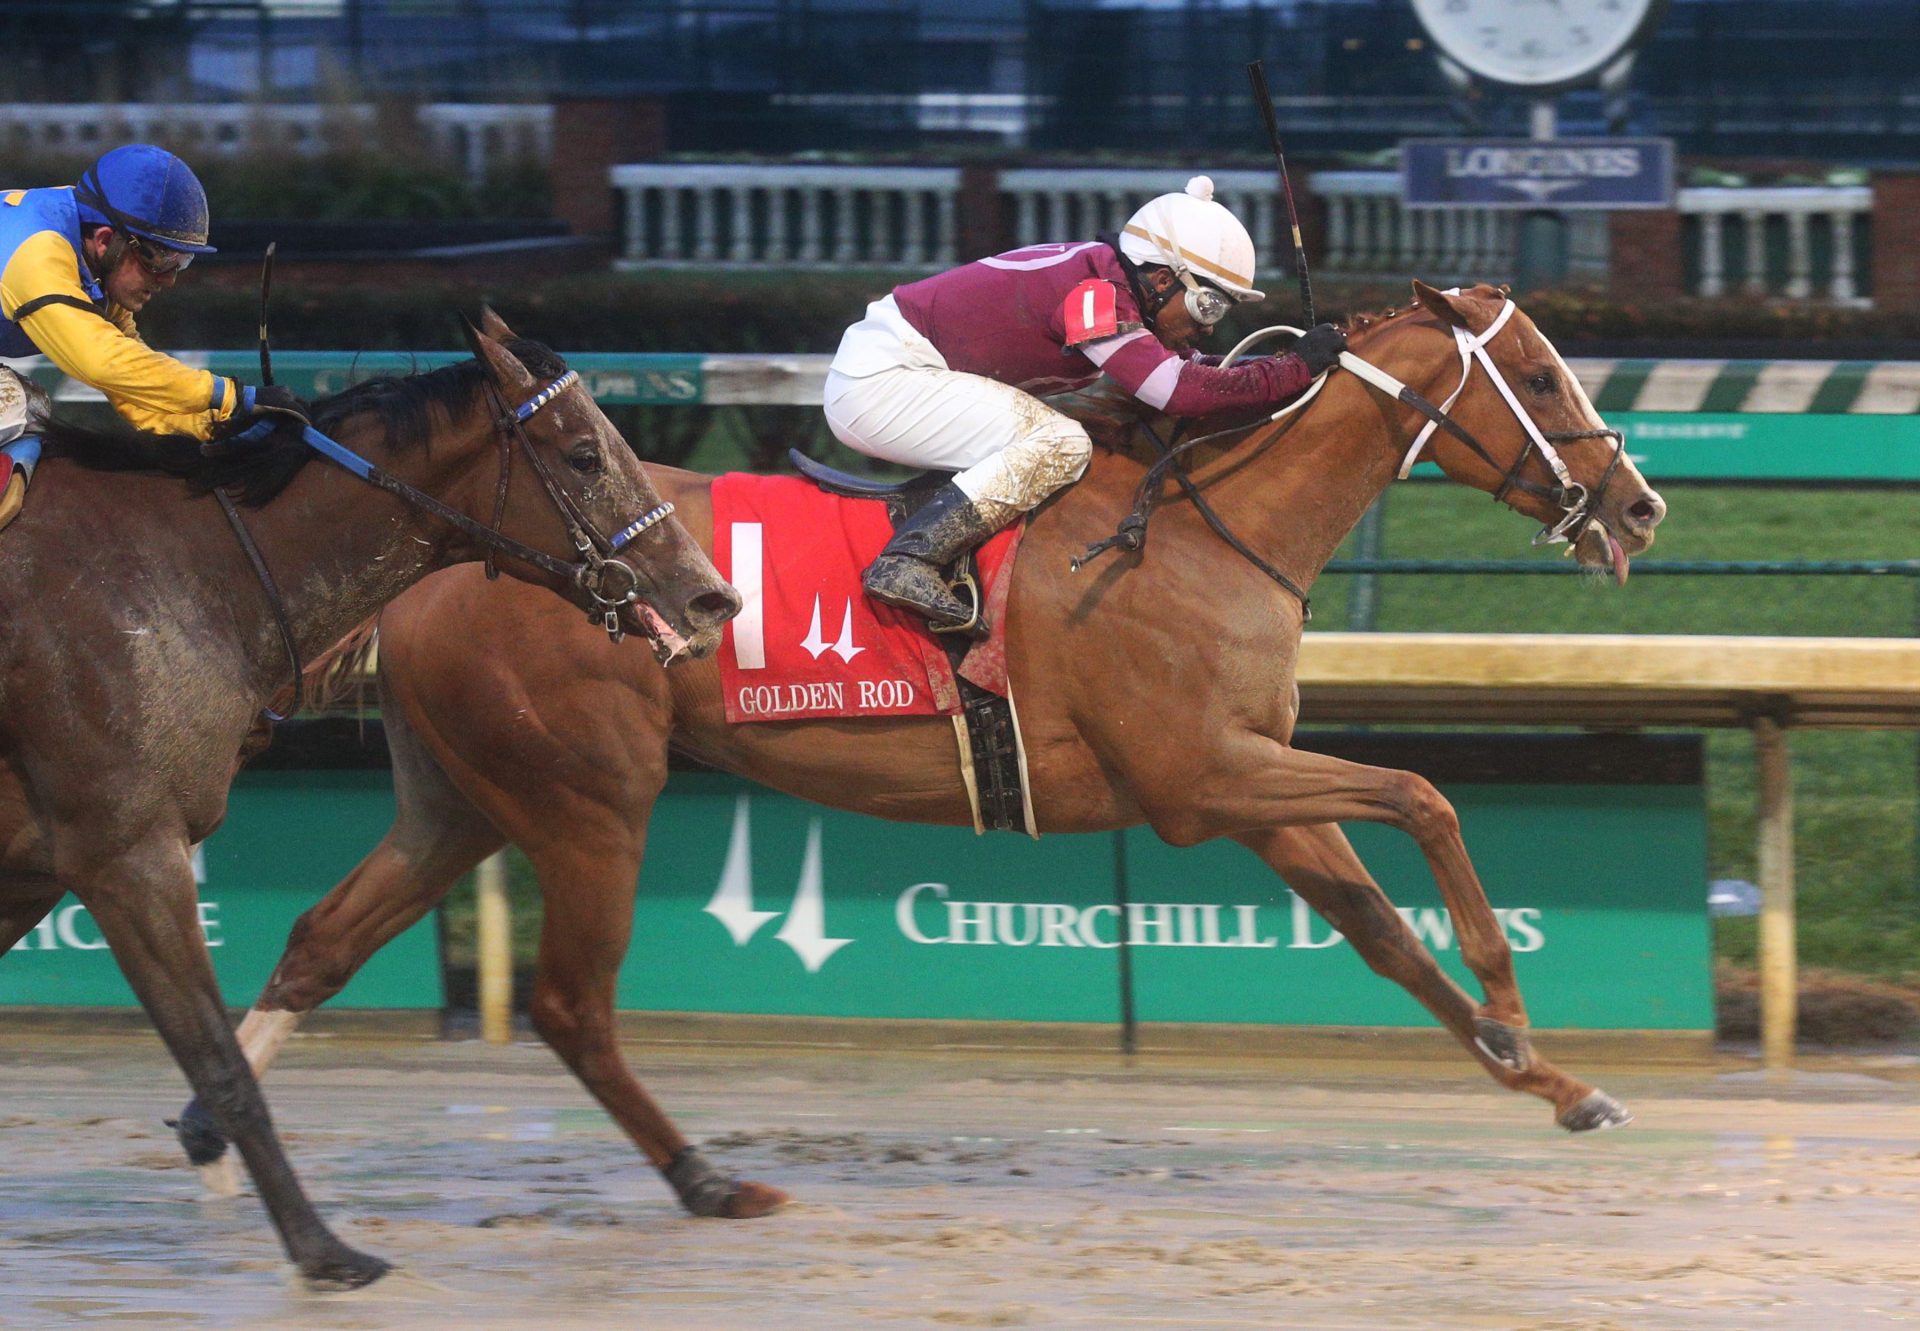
[73,144,216,255]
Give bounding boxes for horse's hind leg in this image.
[1236,822,1629,1131]
[78,836,388,1287]
[174,701,505,1185]
[523,828,789,1219]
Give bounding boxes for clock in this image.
[1409,0,1668,91]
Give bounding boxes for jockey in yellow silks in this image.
[0,144,308,510]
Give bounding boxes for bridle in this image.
[1073,296,1625,611]
[221,367,676,720]
[1355,296,1626,547]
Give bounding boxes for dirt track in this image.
[1,1029,1917,1330]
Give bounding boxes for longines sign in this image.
[1401,138,1675,209]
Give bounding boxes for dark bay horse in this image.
[0,318,738,1287]
[182,282,1668,1221]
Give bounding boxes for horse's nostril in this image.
[1628,498,1662,527]
[692,589,742,625]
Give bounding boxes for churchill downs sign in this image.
[621,744,1711,1030]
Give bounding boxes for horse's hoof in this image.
[725,1179,792,1219]
[1558,1090,1633,1133]
[1473,1016,1534,1073]
[167,1098,229,1167]
[300,1247,391,1291]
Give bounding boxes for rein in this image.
[1072,298,1623,605]
[225,368,675,718]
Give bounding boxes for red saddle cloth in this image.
[713,473,1022,724]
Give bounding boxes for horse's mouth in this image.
[1572,522,1632,587]
[625,600,694,664]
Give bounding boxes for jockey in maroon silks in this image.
[824,174,1348,630]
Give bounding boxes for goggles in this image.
[125,234,194,276]
[1183,281,1232,327]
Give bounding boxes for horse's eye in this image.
[568,445,602,474]
[1526,372,1555,395]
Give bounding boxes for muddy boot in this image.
[862,482,1001,630]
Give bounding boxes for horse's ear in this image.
[1410,280,1473,330]
[463,318,537,394]
[477,305,515,341]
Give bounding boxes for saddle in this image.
[787,449,988,635]
[789,449,1031,836]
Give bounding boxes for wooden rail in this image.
[1298,633,1920,1072]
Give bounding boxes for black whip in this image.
[1246,60,1315,327]
[256,241,276,387]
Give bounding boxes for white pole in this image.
[475,852,513,1046]
[1754,716,1796,1074]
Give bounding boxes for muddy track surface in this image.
[1,1032,1917,1330]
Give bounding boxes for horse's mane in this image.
[37,335,566,507]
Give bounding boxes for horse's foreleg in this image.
[78,839,390,1287]
[0,885,62,952]
[524,834,790,1219]
[1170,737,1528,1031]
[1235,823,1628,1130]
[173,812,504,1186]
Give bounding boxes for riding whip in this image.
[1245,60,1315,326]
[257,241,276,387]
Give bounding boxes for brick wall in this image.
[550,98,667,238]
[1871,173,1920,311]
[1608,211,1685,302]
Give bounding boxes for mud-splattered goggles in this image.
[126,234,194,276]
[1183,280,1233,327]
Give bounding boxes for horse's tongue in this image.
[1609,529,1630,587]
[640,602,690,662]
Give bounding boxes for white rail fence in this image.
[0,103,551,184]
[1677,186,1872,306]
[997,168,1278,254]
[610,164,962,269]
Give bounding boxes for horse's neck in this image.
[241,436,461,663]
[1166,372,1405,591]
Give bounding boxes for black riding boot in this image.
[862,482,1002,630]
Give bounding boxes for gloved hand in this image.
[1291,323,1348,377]
[208,384,313,453]
[240,383,312,426]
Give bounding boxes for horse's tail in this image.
[284,614,381,715]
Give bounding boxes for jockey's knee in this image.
[1036,417,1093,482]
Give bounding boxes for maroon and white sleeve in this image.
[1083,332,1316,417]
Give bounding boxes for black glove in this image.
[207,384,312,453]
[241,383,312,426]
[1291,324,1348,377]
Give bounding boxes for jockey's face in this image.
[1142,267,1204,350]
[83,228,180,313]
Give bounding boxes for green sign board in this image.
[0,772,440,1009]
[621,745,1711,1030]
[1613,412,1920,482]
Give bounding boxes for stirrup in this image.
[928,568,985,637]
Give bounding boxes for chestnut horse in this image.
[0,319,738,1287]
[180,283,1667,1221]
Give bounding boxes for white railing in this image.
[610,164,962,269]
[1000,168,1278,259]
[0,103,550,184]
[1310,170,1610,285]
[1677,186,1872,306]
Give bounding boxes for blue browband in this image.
[513,370,579,422]
[610,504,675,552]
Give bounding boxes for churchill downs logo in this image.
[702,797,1547,972]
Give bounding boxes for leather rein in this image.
[1072,298,1625,617]
[219,368,675,721]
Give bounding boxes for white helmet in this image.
[1120,175,1265,304]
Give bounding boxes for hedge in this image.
[139,269,1920,358]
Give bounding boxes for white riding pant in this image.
[824,296,1091,520]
